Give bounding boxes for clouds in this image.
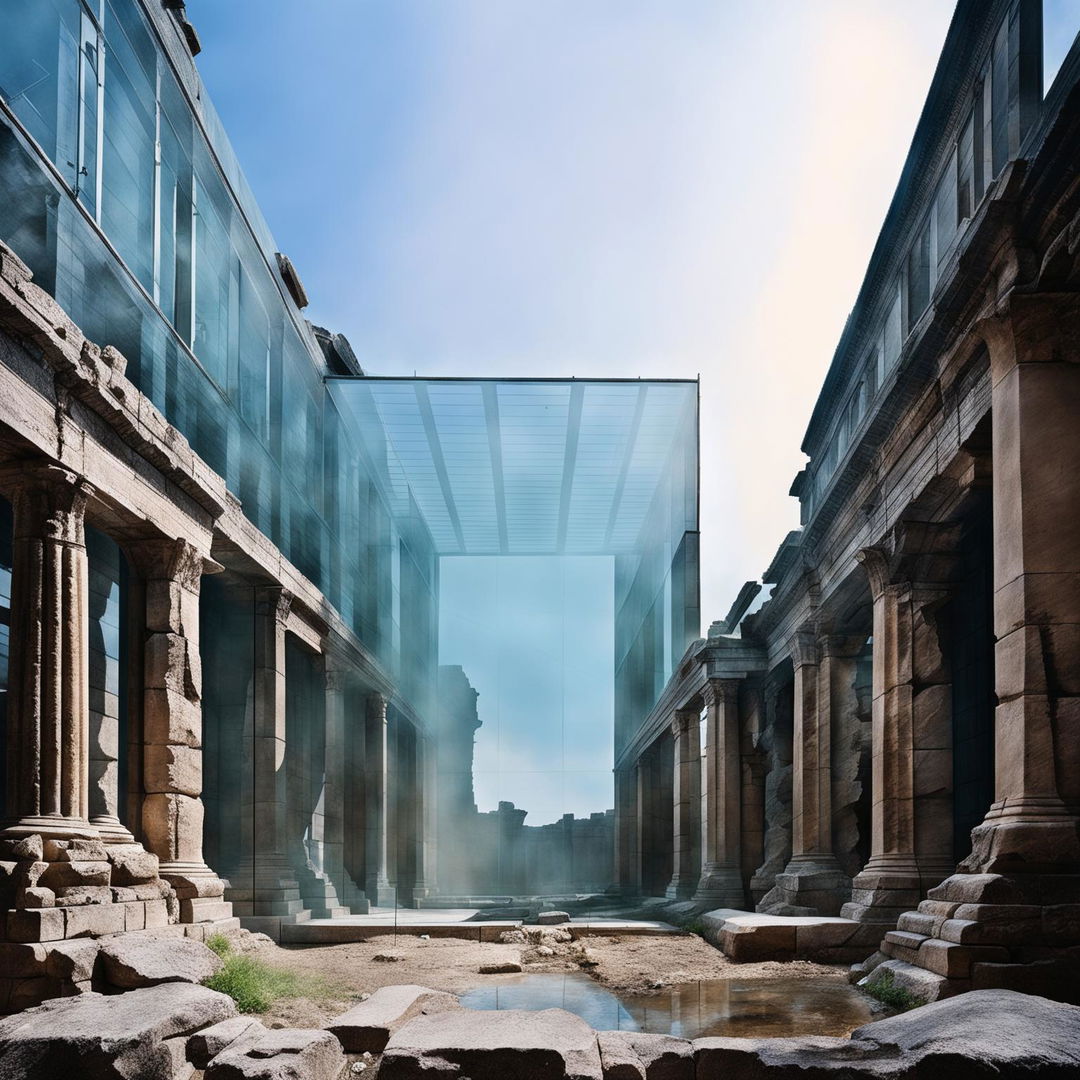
[194,1,953,621]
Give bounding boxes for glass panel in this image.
[1044,0,1080,93]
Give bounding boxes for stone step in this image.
[896,911,937,936]
[884,930,929,951]
[859,956,962,1003]
[916,938,1010,979]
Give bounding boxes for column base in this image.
[757,854,850,916]
[962,804,1080,874]
[367,876,397,907]
[89,816,137,845]
[225,854,305,917]
[665,874,698,900]
[2,815,99,843]
[693,865,747,908]
[840,856,925,924]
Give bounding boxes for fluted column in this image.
[3,466,95,841]
[128,537,227,920]
[695,679,745,906]
[365,693,394,906]
[665,708,701,899]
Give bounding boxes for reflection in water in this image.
[458,973,881,1038]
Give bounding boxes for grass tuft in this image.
[865,968,925,1011]
[202,935,339,1013]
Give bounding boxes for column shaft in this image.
[665,709,701,899]
[128,537,226,920]
[695,679,745,906]
[3,466,95,840]
[365,693,394,906]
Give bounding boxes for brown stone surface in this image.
[325,984,459,1052]
[99,935,223,989]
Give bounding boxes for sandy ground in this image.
[247,930,847,1029]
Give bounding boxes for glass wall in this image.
[0,0,437,715]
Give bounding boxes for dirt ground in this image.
[246,929,848,1029]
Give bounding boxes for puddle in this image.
[459,972,882,1038]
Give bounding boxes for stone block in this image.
[381,1008,602,1080]
[326,984,460,1053]
[1043,904,1080,945]
[927,873,1038,905]
[126,900,147,931]
[10,976,64,1011]
[143,687,201,748]
[19,887,55,909]
[144,744,203,797]
[143,793,203,865]
[0,835,43,861]
[596,1030,693,1080]
[100,934,222,989]
[206,1028,345,1080]
[0,982,237,1078]
[44,938,100,983]
[860,958,958,1003]
[692,1035,866,1077]
[64,901,126,938]
[181,898,233,923]
[916,938,1010,979]
[145,898,171,928]
[537,910,571,925]
[718,917,797,962]
[884,930,929,951]
[40,861,110,890]
[5,907,65,942]
[56,885,112,905]
[188,1017,266,1069]
[0,942,48,977]
[42,839,108,863]
[145,632,200,697]
[897,911,937,936]
[108,845,160,885]
[111,886,138,902]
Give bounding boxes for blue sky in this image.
[189,1,955,820]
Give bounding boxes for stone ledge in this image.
[700,908,872,962]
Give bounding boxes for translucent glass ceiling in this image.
[327,378,698,556]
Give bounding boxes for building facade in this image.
[0,0,699,1008]
[617,0,1080,1000]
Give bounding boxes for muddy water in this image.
[459,973,883,1038]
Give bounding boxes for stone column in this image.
[128,537,227,921]
[965,295,1080,870]
[612,763,639,895]
[365,693,395,906]
[695,679,746,906]
[634,758,648,893]
[411,733,437,902]
[665,708,701,899]
[2,466,96,841]
[321,661,352,912]
[764,632,851,914]
[843,551,953,924]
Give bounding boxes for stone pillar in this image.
[843,552,954,924]
[763,633,851,914]
[2,466,95,841]
[128,537,227,921]
[665,708,701,899]
[965,295,1080,871]
[695,679,746,906]
[634,758,648,894]
[365,693,395,906]
[612,763,639,895]
[411,733,437,902]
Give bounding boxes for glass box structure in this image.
[0,0,699,903]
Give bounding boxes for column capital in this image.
[324,660,349,694]
[703,678,740,709]
[856,547,890,601]
[670,708,697,738]
[368,692,388,723]
[979,291,1080,385]
[820,634,866,660]
[128,536,220,584]
[256,584,294,626]
[7,464,93,544]
[788,629,818,669]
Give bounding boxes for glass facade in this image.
[0,0,700,887]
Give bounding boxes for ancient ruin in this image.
[0,0,1079,1075]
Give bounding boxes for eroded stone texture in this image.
[381,1008,604,1080]
[325,984,459,1053]
[205,1029,346,1080]
[98,935,223,989]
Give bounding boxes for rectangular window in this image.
[935,147,958,266]
[884,284,902,369]
[957,109,976,220]
[907,220,932,328]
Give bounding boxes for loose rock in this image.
[478,962,522,974]
[100,934,223,989]
[326,984,460,1053]
[206,1028,346,1080]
